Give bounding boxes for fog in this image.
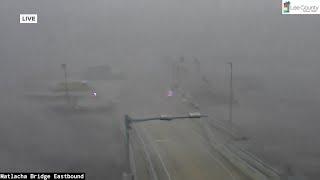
[0,0,320,179]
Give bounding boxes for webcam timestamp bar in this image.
[0,173,85,180]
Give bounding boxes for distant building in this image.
[82,64,126,80]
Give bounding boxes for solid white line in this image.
[155,139,169,143]
[129,143,138,180]
[140,125,172,180]
[190,129,237,180]
[133,126,159,180]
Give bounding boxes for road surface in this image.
[117,75,251,180]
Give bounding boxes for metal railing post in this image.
[123,115,134,180]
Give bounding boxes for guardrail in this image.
[226,143,281,180]
[228,143,282,177]
[201,121,282,180]
[175,87,283,180]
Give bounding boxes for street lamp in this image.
[61,63,70,103]
[123,112,208,180]
[226,62,233,125]
[193,57,201,73]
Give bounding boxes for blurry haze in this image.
[0,0,320,179]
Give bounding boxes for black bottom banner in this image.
[0,173,85,180]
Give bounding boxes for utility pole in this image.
[227,62,233,124]
[193,57,201,73]
[177,56,184,88]
[61,64,70,103]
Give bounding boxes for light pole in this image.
[123,112,208,180]
[227,62,233,124]
[61,63,70,103]
[193,57,201,73]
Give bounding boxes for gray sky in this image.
[1,1,320,178]
[0,0,320,93]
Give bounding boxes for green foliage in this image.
[51,81,91,92]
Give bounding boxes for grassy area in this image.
[51,82,92,92]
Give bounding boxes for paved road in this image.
[117,76,250,180]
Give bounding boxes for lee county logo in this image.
[282,0,320,14]
[20,14,37,24]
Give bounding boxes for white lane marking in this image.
[190,129,237,180]
[133,126,159,180]
[155,139,169,143]
[129,143,138,180]
[140,125,172,180]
